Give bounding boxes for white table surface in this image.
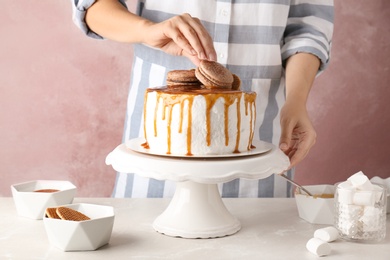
[1,197,389,260]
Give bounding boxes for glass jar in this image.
[334,183,387,242]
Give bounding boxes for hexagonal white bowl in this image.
[295,184,336,225]
[43,203,115,251]
[11,180,76,220]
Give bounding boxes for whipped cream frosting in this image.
[143,87,256,155]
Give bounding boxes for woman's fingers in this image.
[286,129,316,169]
[180,14,216,61]
[163,16,198,56]
[151,14,216,61]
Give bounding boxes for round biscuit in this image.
[56,207,91,221]
[45,207,61,219]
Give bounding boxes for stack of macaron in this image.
[167,60,241,90]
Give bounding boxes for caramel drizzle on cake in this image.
[245,93,257,150]
[204,92,242,151]
[153,92,195,155]
[144,88,256,155]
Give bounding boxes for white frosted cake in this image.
[142,87,256,156]
[142,61,257,156]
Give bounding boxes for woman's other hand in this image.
[279,102,316,169]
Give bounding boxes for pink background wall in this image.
[1,1,389,197]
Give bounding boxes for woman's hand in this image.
[279,102,316,169]
[142,13,217,66]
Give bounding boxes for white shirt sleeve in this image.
[282,0,334,72]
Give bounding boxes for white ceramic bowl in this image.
[294,184,336,225]
[11,180,76,220]
[43,203,115,251]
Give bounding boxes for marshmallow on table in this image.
[306,238,331,257]
[314,226,339,242]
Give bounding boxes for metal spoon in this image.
[278,173,313,196]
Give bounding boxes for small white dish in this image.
[295,185,335,225]
[43,203,115,251]
[11,180,76,220]
[370,176,390,213]
[126,137,273,158]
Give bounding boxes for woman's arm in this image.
[85,0,148,43]
[279,52,320,168]
[279,0,333,168]
[84,0,216,64]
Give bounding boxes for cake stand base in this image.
[106,141,290,239]
[153,181,241,239]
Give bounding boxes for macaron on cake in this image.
[195,60,234,89]
[166,69,201,88]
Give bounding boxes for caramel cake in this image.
[142,61,257,156]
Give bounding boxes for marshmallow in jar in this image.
[335,171,387,242]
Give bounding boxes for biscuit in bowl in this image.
[43,203,114,251]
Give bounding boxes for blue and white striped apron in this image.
[72,0,334,198]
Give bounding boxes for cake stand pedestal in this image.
[106,139,290,239]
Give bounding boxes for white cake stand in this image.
[105,138,290,239]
